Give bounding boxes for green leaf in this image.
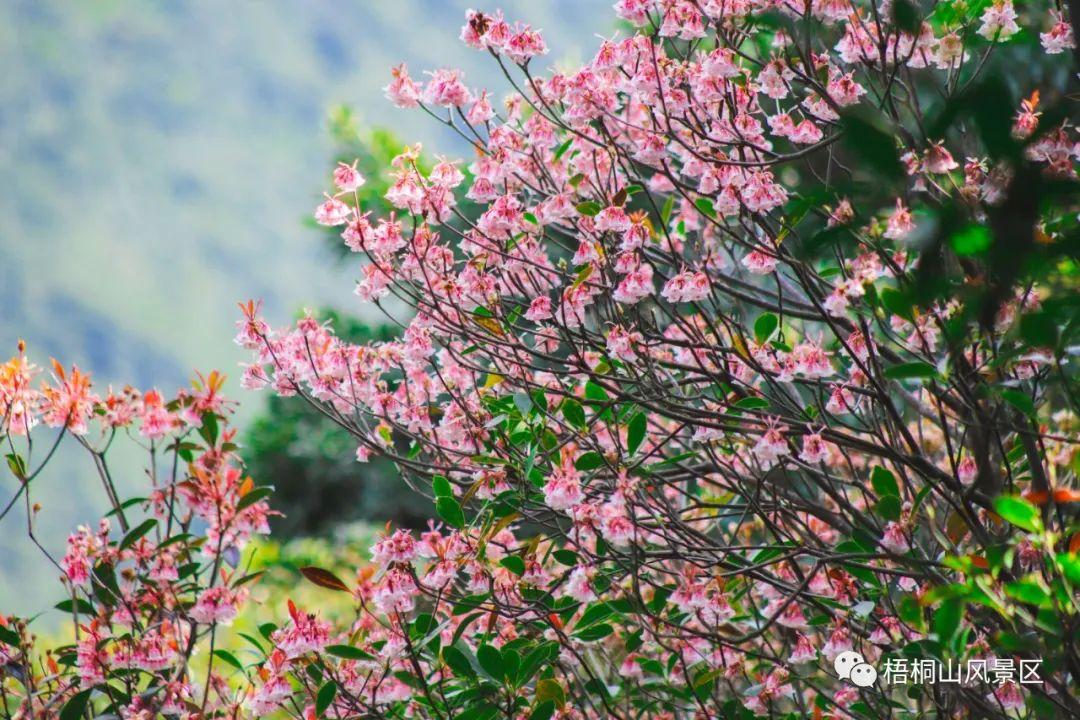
[436,496,466,529]
[584,380,609,402]
[660,195,675,226]
[5,452,26,478]
[884,362,938,381]
[553,138,573,161]
[734,396,770,410]
[326,644,376,661]
[119,518,158,550]
[576,201,601,216]
[875,495,902,521]
[933,598,963,642]
[199,411,220,445]
[694,197,717,219]
[839,111,903,180]
[890,0,921,32]
[574,452,604,471]
[870,466,900,499]
[213,649,244,671]
[535,678,566,708]
[55,598,95,615]
[753,313,779,344]
[236,486,274,512]
[530,700,557,720]
[1001,389,1036,417]
[316,681,338,717]
[458,705,500,720]
[575,602,615,628]
[513,393,533,415]
[476,643,503,679]
[500,555,526,576]
[561,399,586,429]
[573,622,613,642]
[442,645,476,678]
[1005,578,1050,607]
[627,411,646,455]
[950,225,991,255]
[60,689,92,720]
[880,287,915,321]
[993,496,1042,533]
[502,648,521,684]
[432,475,453,499]
[1055,552,1080,585]
[1020,311,1058,349]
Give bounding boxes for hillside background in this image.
[0,0,610,614]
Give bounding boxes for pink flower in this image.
[823,287,851,317]
[595,205,632,233]
[525,296,553,322]
[466,90,495,124]
[789,634,817,664]
[827,72,866,106]
[799,432,828,464]
[63,523,106,586]
[752,425,789,469]
[884,199,914,240]
[827,384,858,414]
[924,142,959,174]
[661,270,710,303]
[958,456,977,485]
[612,263,654,305]
[1041,12,1076,54]
[543,469,584,511]
[421,68,471,107]
[619,654,644,679]
[385,64,422,108]
[606,325,642,362]
[371,528,417,567]
[272,601,331,658]
[314,195,351,226]
[790,341,833,378]
[249,673,293,715]
[373,569,419,613]
[504,25,548,64]
[672,579,707,613]
[76,621,109,688]
[190,586,242,625]
[790,119,823,144]
[601,513,634,547]
[614,0,651,26]
[333,161,365,193]
[560,566,597,603]
[978,1,1020,41]
[821,624,852,659]
[741,249,778,275]
[988,681,1025,711]
[880,522,910,554]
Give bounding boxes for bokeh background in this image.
[0,0,611,613]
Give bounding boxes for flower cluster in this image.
[230,2,1080,718]
[1,352,273,718]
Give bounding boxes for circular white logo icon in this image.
[834,650,878,687]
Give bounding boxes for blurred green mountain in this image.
[0,0,611,616]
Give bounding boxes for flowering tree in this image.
[5,1,1080,718]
